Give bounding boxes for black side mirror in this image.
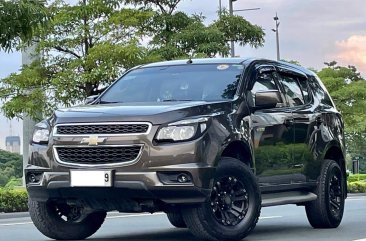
[85,95,99,105]
[255,90,282,109]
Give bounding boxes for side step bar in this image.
[261,191,317,207]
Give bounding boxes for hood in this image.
[53,101,232,125]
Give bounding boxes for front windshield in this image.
[100,64,244,103]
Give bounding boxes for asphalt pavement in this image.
[1,195,366,241]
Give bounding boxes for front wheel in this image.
[29,199,106,240]
[182,157,261,241]
[305,159,345,228]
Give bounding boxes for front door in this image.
[248,65,295,190]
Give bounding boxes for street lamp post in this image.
[219,0,222,16]
[227,0,260,57]
[272,13,280,61]
[229,0,236,57]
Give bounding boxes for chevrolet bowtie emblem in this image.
[81,135,106,146]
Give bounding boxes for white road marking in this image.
[347,198,366,201]
[0,222,33,226]
[0,213,283,227]
[259,216,283,220]
[352,239,366,241]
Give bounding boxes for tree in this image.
[317,63,366,132]
[318,62,366,173]
[0,0,49,52]
[0,150,22,187]
[1,0,154,119]
[0,0,265,120]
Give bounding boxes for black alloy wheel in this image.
[210,176,249,226]
[182,157,261,241]
[328,169,343,216]
[305,159,345,228]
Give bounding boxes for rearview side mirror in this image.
[85,95,99,105]
[255,90,282,109]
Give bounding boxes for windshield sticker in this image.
[217,64,230,70]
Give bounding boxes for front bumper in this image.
[26,123,221,207]
[26,165,214,205]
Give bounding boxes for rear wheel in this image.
[29,199,106,240]
[182,157,261,241]
[305,159,345,228]
[166,210,186,228]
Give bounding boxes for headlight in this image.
[156,117,209,142]
[32,122,50,143]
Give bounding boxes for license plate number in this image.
[70,170,112,187]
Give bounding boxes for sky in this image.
[1,0,366,150]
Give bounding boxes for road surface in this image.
[1,195,365,241]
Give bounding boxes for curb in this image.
[0,212,29,220]
[348,193,366,197]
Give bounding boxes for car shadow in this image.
[89,229,196,241]
[82,223,317,241]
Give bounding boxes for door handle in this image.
[284,118,294,126]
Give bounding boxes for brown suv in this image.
[26,58,347,241]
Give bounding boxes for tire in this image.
[166,210,187,228]
[305,159,345,228]
[182,157,261,241]
[29,199,106,240]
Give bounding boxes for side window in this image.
[297,79,311,104]
[279,74,305,106]
[251,71,279,93]
[249,70,282,106]
[309,76,334,107]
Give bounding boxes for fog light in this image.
[27,173,42,183]
[157,172,192,184]
[177,174,190,183]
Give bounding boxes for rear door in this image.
[276,66,316,183]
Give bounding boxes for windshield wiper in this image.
[98,100,120,104]
[161,99,193,102]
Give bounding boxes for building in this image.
[5,136,21,154]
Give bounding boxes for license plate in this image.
[70,170,113,187]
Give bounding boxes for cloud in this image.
[335,35,366,74]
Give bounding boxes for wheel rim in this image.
[209,176,249,226]
[328,169,343,216]
[52,202,82,222]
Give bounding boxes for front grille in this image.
[55,146,142,165]
[55,123,150,135]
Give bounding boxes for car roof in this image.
[141,58,250,67]
[139,58,316,77]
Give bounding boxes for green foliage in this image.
[5,178,23,189]
[213,11,264,48]
[348,174,366,183]
[348,181,366,193]
[0,0,265,120]
[0,188,28,212]
[0,0,49,52]
[318,62,366,168]
[347,175,366,193]
[0,150,23,187]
